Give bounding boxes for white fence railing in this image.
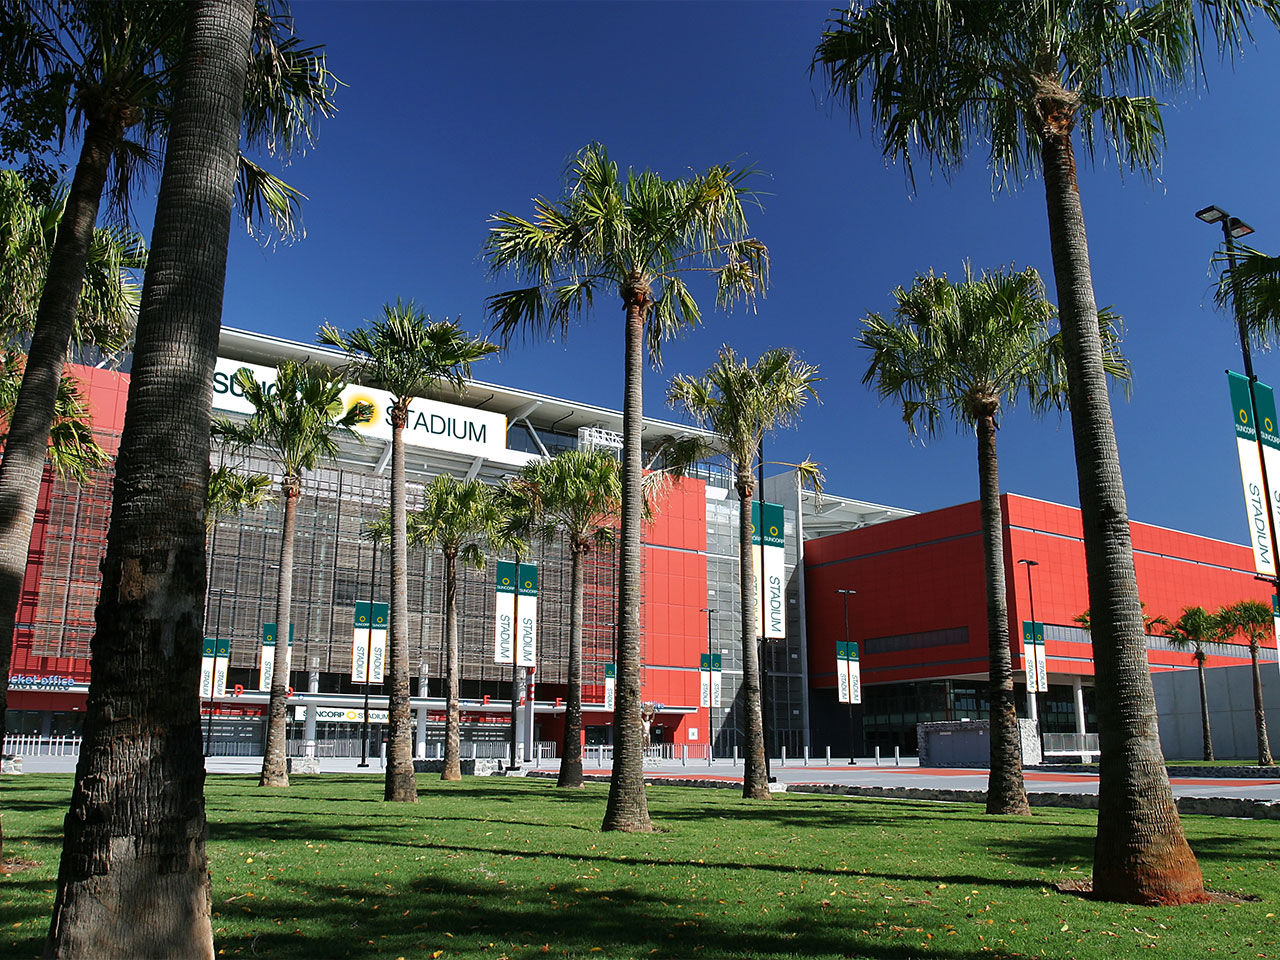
[1043,733,1100,756]
[4,734,82,757]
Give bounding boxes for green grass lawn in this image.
[3,775,1278,959]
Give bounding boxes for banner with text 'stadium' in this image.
[200,638,230,699]
[350,602,388,684]
[751,501,786,640]
[1022,621,1047,693]
[836,641,860,704]
[260,623,294,691]
[1228,372,1280,578]
[494,562,538,667]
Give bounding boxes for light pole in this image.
[835,588,857,763]
[1017,559,1044,751]
[358,536,378,768]
[1198,204,1280,602]
[702,607,715,760]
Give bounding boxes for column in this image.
[303,655,320,758]
[1072,676,1086,736]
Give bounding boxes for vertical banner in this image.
[1273,595,1280,678]
[836,641,850,704]
[1022,621,1047,692]
[848,641,861,705]
[350,601,388,684]
[494,561,516,664]
[1250,379,1280,563]
[200,638,216,700]
[710,653,722,707]
[751,502,787,639]
[516,563,538,668]
[603,662,616,711]
[260,623,294,691]
[213,638,231,697]
[1229,372,1277,577]
[699,653,711,707]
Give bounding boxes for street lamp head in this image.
[835,588,857,596]
[1228,217,1255,239]
[1195,205,1227,224]
[1017,559,1039,567]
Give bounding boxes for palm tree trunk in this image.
[44,2,253,954]
[1040,125,1203,904]
[0,116,122,735]
[558,542,586,787]
[977,414,1029,815]
[1249,642,1273,766]
[384,421,417,800]
[442,552,462,781]
[1195,654,1214,762]
[737,475,770,800]
[260,484,298,787]
[603,285,653,832]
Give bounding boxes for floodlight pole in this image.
[1198,207,1280,601]
[358,537,377,768]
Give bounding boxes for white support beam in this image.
[464,456,485,482]
[373,440,393,475]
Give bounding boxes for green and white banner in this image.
[259,623,294,691]
[1229,372,1278,577]
[700,653,711,707]
[751,501,786,640]
[710,653,722,707]
[200,638,217,700]
[1022,621,1047,693]
[836,640,861,704]
[494,562,538,667]
[603,662,616,711]
[350,601,388,684]
[213,637,230,697]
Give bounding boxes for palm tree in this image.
[205,465,273,531]
[1160,607,1217,762]
[409,474,512,781]
[504,449,627,788]
[0,169,141,732]
[0,354,109,484]
[667,346,821,799]
[812,0,1271,904]
[45,2,256,954]
[1217,248,1280,345]
[485,142,768,832]
[319,302,499,802]
[0,0,336,751]
[862,266,1113,814]
[1215,599,1275,766]
[215,360,367,788]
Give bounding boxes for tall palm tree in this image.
[504,449,627,788]
[862,266,1113,814]
[44,2,256,954]
[319,302,499,802]
[215,360,366,788]
[667,346,821,800]
[813,0,1271,905]
[0,0,337,746]
[485,142,769,832]
[1161,607,1217,762]
[0,168,142,731]
[409,474,512,781]
[1215,599,1275,766]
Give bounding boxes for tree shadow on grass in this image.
[207,872,1027,960]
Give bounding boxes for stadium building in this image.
[6,327,1275,759]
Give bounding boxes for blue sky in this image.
[216,1,1280,547]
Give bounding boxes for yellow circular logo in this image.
[769,525,779,537]
[1267,417,1275,433]
[1241,408,1250,425]
[347,392,378,425]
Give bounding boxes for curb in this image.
[526,771,1280,819]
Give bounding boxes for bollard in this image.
[875,746,881,767]
[681,745,686,766]
[733,745,739,767]
[825,745,831,765]
[803,745,809,766]
[780,745,786,767]
[895,745,901,766]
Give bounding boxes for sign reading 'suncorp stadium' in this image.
[213,358,508,460]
